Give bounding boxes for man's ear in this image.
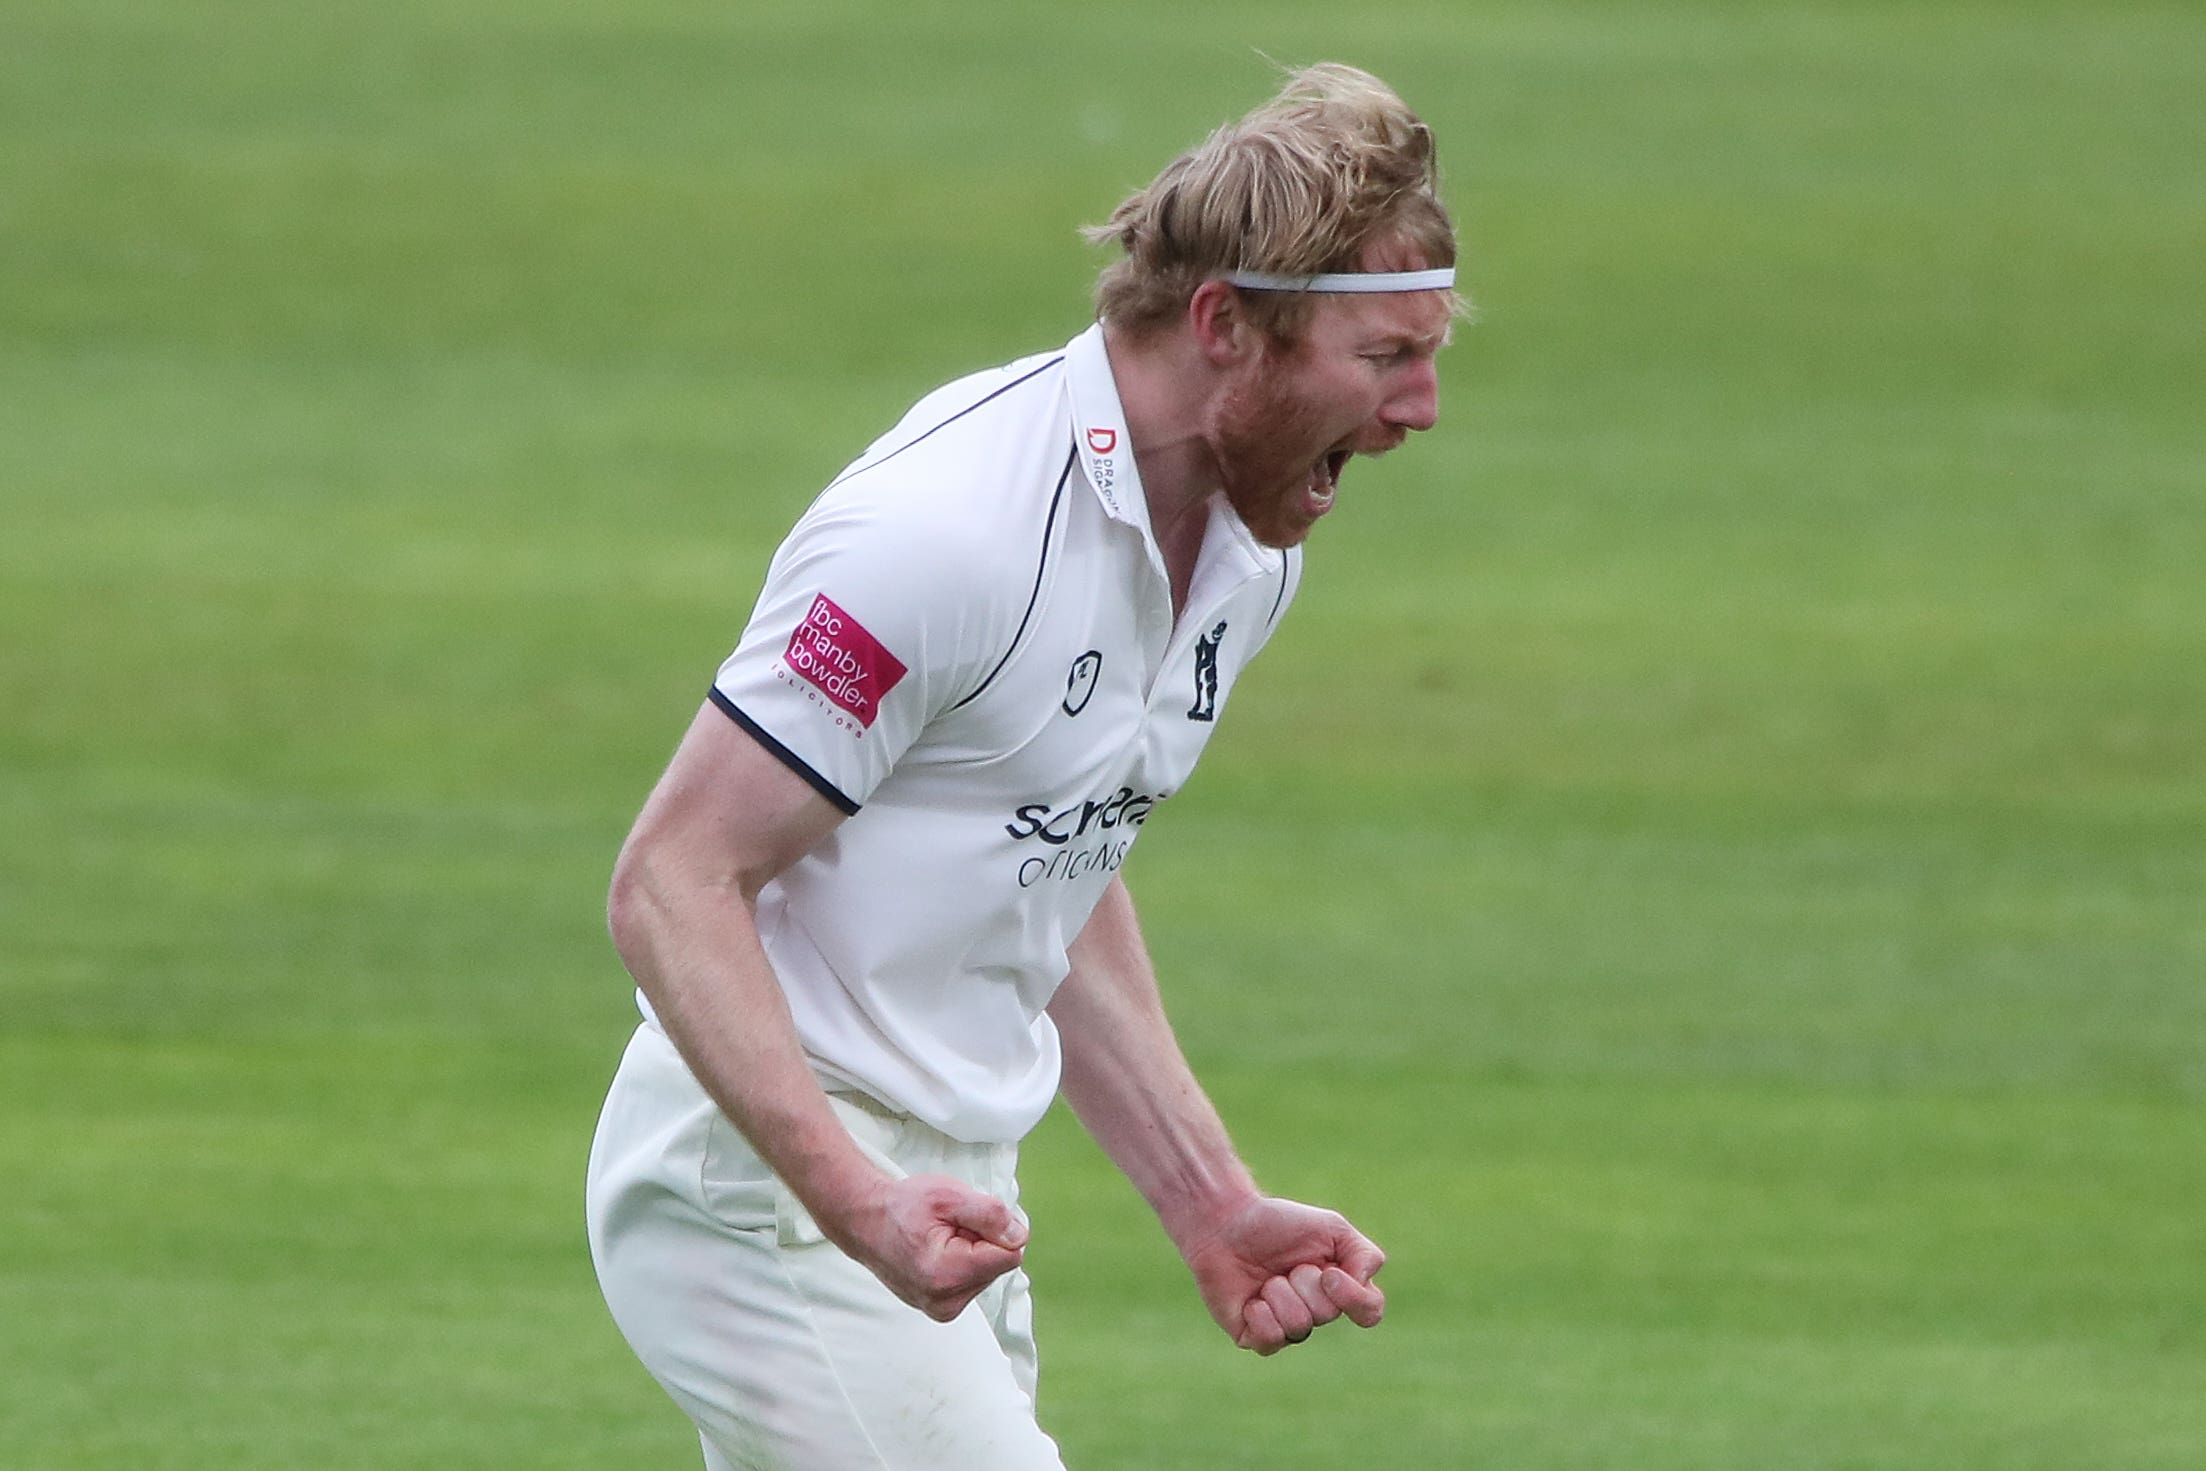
[1186,280,1255,368]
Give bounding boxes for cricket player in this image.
[586,62,1460,1470]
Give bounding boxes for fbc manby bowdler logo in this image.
[782,593,907,729]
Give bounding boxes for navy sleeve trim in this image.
[826,356,1064,494]
[707,688,862,816]
[950,446,1076,712]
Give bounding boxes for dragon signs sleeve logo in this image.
[781,593,908,729]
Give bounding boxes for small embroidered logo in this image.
[1063,650,1104,716]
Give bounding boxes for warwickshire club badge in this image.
[1187,620,1226,721]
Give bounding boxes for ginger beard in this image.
[1211,338,1368,551]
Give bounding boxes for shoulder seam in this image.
[826,356,1065,495]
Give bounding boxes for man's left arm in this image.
[1046,875,1387,1355]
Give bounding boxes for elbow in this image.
[605,842,658,971]
[604,834,762,975]
[605,843,693,1013]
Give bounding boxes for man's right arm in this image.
[605,701,1028,1321]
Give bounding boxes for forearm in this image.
[608,853,887,1244]
[1049,877,1258,1250]
[1054,878,1389,1353]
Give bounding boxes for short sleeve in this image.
[710,485,1006,813]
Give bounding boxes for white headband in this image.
[1224,267,1455,294]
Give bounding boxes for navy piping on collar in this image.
[1267,549,1292,626]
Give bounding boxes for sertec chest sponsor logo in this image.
[780,593,908,731]
[1005,784,1165,887]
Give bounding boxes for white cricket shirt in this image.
[652,324,1303,1143]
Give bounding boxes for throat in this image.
[1155,495,1212,620]
[1163,526,1200,619]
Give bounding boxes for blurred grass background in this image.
[3,1,2203,1466]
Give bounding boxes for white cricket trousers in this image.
[586,1023,1069,1471]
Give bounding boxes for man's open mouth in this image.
[1304,448,1350,516]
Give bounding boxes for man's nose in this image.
[1383,357,1440,433]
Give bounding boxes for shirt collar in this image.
[1064,322,1149,535]
[1063,321,1280,585]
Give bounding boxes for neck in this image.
[1101,323,1224,613]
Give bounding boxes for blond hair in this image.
[1085,63,1462,340]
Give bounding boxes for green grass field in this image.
[5,1,2203,1466]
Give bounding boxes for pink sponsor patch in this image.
[782,594,908,729]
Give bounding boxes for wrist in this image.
[777,1131,896,1250]
[1156,1174,1263,1258]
